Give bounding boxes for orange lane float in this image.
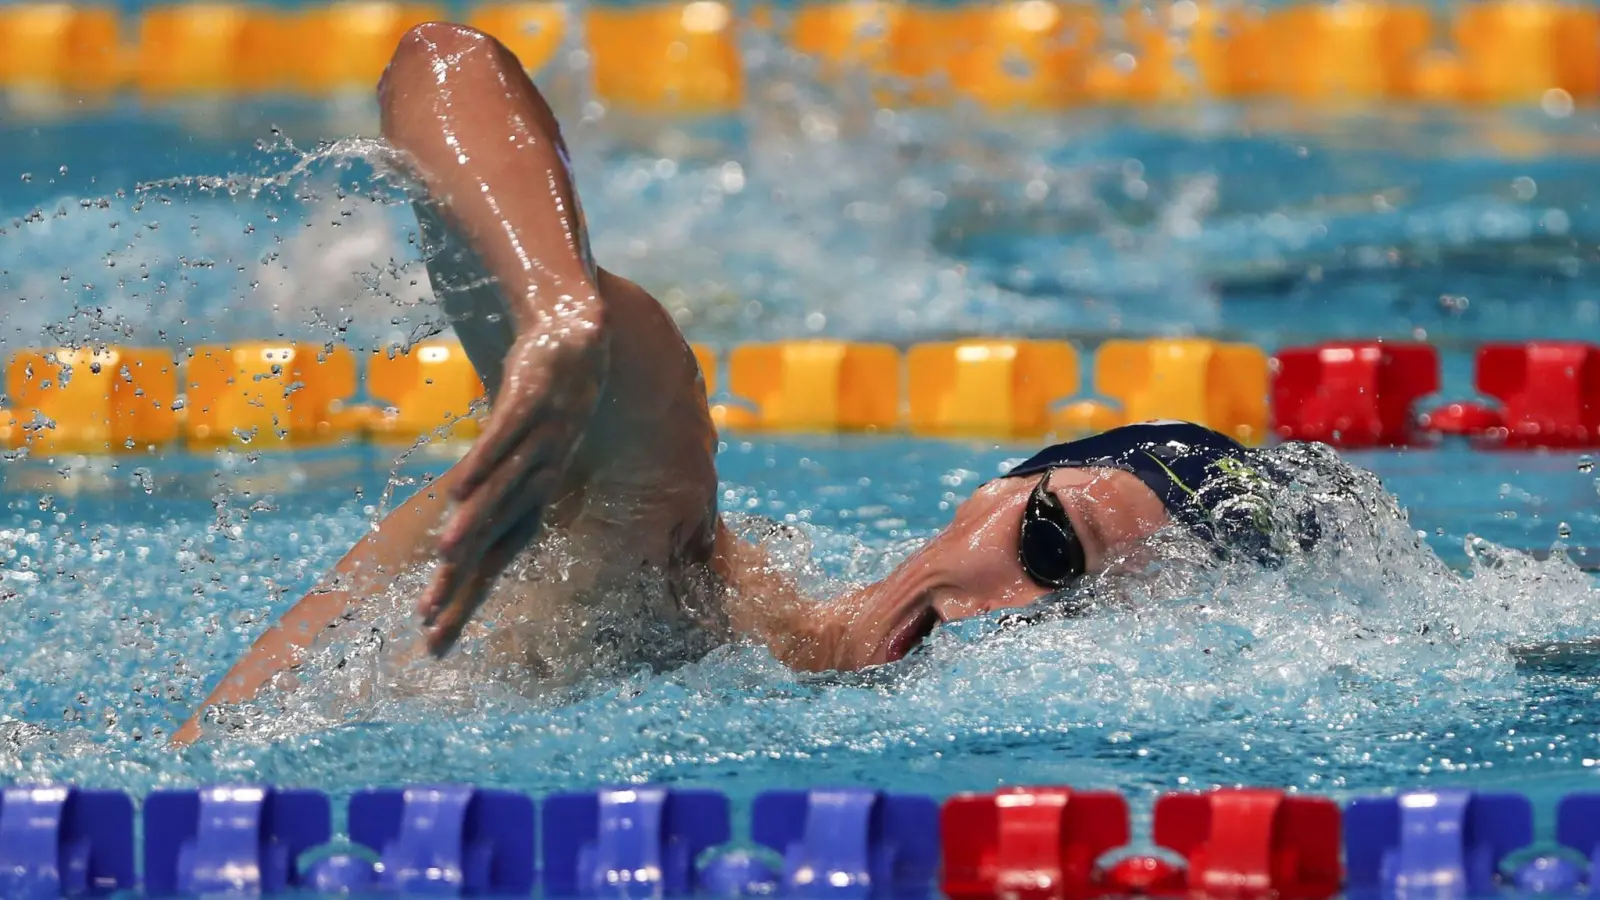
[585,1,742,114]
[1094,339,1269,445]
[467,1,568,73]
[365,341,486,441]
[787,1,901,78]
[182,342,361,446]
[3,347,179,453]
[0,4,122,93]
[292,2,444,95]
[718,340,899,432]
[906,339,1097,438]
[131,4,252,97]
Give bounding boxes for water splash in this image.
[3,436,1594,809]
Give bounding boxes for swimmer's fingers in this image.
[422,512,547,657]
[439,425,564,561]
[452,391,536,502]
[420,561,489,657]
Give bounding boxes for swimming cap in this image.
[1005,421,1288,556]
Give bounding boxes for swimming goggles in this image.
[1018,469,1087,590]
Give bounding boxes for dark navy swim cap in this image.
[1005,421,1288,555]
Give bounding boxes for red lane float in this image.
[1418,341,1600,448]
[1476,341,1600,448]
[942,787,1130,900]
[1271,342,1440,448]
[1417,400,1505,437]
[1151,789,1342,900]
[941,787,1341,900]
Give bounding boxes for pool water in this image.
[3,436,1599,817]
[5,80,1600,824]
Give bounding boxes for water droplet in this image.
[1559,522,1573,539]
[1579,455,1593,473]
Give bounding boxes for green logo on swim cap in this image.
[1213,455,1275,537]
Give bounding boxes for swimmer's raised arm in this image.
[378,23,610,656]
[176,24,620,745]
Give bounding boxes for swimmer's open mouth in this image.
[886,606,942,663]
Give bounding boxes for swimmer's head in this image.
[822,466,1171,669]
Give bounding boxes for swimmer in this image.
[173,23,1301,744]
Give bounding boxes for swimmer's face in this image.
[826,467,1170,670]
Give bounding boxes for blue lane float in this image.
[142,786,330,896]
[1345,790,1532,899]
[0,786,134,899]
[14,783,1600,898]
[314,786,537,895]
[750,789,940,899]
[543,787,728,897]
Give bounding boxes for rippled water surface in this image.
[4,75,1600,815]
[2,438,1599,817]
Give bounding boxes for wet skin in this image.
[173,23,1173,745]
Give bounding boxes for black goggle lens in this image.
[1019,472,1087,589]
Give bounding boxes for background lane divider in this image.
[1,1,1599,109]
[2,338,1597,451]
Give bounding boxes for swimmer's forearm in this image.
[174,472,455,746]
[171,588,355,746]
[378,28,603,339]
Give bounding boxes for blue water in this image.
[6,78,1600,821]
[2,437,1598,817]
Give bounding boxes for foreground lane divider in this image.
[313,786,535,893]
[18,783,1600,897]
[0,786,135,897]
[942,786,1131,899]
[143,787,330,895]
[542,787,725,896]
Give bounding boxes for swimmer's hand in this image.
[420,316,608,656]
